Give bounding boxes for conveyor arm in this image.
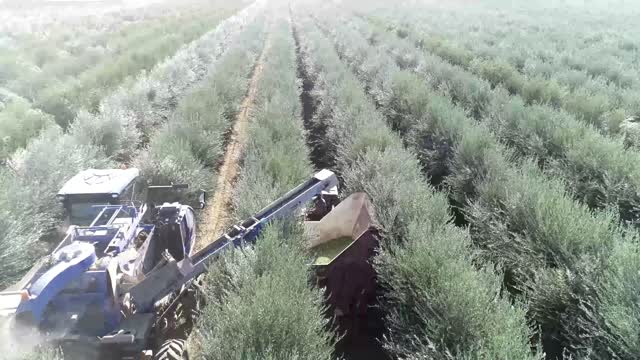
[127,170,339,313]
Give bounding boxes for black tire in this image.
[155,339,189,360]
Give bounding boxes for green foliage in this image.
[135,136,212,201]
[521,76,565,107]
[0,190,46,289]
[486,94,640,225]
[361,15,640,228]
[375,12,640,138]
[35,17,222,128]
[233,41,311,217]
[0,8,235,134]
[0,0,260,288]
[193,224,335,360]
[135,17,265,199]
[77,2,260,161]
[471,58,523,94]
[34,86,77,127]
[192,20,334,359]
[297,15,535,359]
[0,55,35,86]
[0,99,56,161]
[0,5,239,161]
[593,241,640,358]
[384,71,431,135]
[69,109,140,161]
[0,128,112,286]
[7,127,112,223]
[562,88,610,127]
[414,34,471,68]
[233,94,311,216]
[320,12,640,358]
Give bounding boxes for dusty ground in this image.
[195,32,272,252]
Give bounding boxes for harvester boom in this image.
[127,169,339,313]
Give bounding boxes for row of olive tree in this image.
[319,10,640,359]
[0,1,264,289]
[191,17,336,359]
[294,9,537,360]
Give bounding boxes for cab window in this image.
[119,182,137,204]
[70,202,106,226]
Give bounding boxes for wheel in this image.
[155,338,189,360]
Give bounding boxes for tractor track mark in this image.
[196,30,272,252]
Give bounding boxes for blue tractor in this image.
[0,168,379,360]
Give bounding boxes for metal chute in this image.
[306,192,378,265]
[306,193,380,320]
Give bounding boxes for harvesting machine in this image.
[0,168,379,359]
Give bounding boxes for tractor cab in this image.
[57,169,141,228]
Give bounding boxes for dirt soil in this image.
[195,33,271,252]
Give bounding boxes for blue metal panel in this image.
[46,269,121,335]
[18,242,96,323]
[64,204,145,257]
